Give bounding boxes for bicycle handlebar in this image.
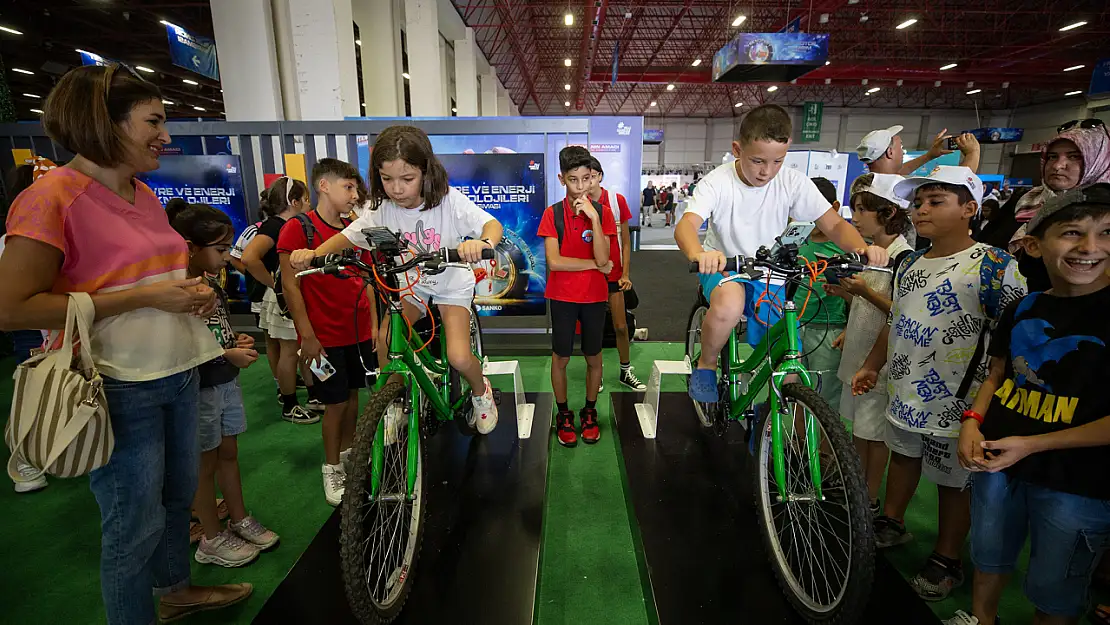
[295,246,494,279]
[686,252,891,276]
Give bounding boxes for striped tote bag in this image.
[5,292,113,482]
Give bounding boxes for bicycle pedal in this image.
[492,389,502,405]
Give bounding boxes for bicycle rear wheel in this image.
[751,383,874,624]
[341,380,426,625]
[684,302,715,429]
[450,304,484,435]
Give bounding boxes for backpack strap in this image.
[554,202,565,246]
[955,246,1015,399]
[892,248,927,289]
[293,212,318,249]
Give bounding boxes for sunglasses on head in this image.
[1057,118,1105,133]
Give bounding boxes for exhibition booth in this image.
[0,116,643,354]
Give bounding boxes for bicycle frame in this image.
[368,305,472,500]
[721,301,823,501]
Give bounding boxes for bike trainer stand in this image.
[632,356,691,438]
[612,391,942,625]
[483,359,535,439]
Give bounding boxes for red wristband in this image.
[961,410,984,425]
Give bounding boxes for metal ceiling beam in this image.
[491,0,544,114]
[572,0,604,111]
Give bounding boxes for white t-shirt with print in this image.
[688,162,832,263]
[885,243,1026,437]
[343,187,495,294]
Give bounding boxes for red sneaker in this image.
[556,410,577,447]
[579,407,600,444]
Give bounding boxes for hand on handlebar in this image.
[860,245,890,268]
[693,250,728,275]
[457,239,492,264]
[290,249,318,271]
[838,274,871,297]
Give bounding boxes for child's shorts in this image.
[550,300,607,357]
[884,422,970,489]
[403,282,474,315]
[698,273,793,347]
[971,471,1110,617]
[839,389,889,442]
[198,379,247,453]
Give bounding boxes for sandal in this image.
[1092,605,1110,625]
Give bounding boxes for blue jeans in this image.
[11,329,44,365]
[970,471,1110,617]
[89,369,200,625]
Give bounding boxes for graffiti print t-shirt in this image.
[981,287,1110,500]
[343,187,495,296]
[886,243,1026,437]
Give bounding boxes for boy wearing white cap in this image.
[830,173,916,517]
[851,165,1027,601]
[857,126,981,177]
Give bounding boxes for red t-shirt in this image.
[276,211,374,349]
[597,188,632,282]
[537,198,617,304]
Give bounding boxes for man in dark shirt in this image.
[950,184,1110,625]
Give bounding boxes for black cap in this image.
[1028,183,1110,234]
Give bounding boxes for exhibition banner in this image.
[78,50,113,67]
[1090,58,1110,98]
[801,102,823,142]
[962,127,1024,144]
[137,155,250,300]
[165,23,220,81]
[440,153,548,317]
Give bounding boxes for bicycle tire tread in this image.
[340,380,427,625]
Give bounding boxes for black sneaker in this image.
[874,515,913,549]
[556,410,577,448]
[619,367,647,391]
[911,552,965,601]
[283,405,320,425]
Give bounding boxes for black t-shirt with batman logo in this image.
[982,285,1110,500]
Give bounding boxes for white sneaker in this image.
[383,402,405,445]
[229,515,280,551]
[470,377,498,435]
[339,447,352,469]
[633,328,649,341]
[13,461,47,494]
[322,464,345,506]
[943,611,979,625]
[194,529,260,567]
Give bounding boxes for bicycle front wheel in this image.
[752,383,874,624]
[341,380,426,625]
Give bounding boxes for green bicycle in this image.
[685,245,887,624]
[297,228,492,625]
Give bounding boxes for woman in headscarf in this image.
[981,123,1110,290]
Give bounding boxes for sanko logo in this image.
[476,305,503,311]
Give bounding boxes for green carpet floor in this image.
[0,346,1102,625]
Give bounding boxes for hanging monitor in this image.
[713,33,829,83]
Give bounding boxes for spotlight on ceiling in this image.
[895,18,918,29]
[731,15,746,27]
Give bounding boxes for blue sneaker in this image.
[688,368,719,403]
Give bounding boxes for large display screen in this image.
[440,153,548,317]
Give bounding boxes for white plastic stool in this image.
[482,360,535,439]
[633,357,692,438]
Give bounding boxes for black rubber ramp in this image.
[254,392,553,625]
[611,391,941,625]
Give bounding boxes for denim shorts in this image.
[970,471,1110,617]
[198,379,247,453]
[698,273,792,347]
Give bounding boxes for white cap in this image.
[894,165,983,204]
[850,173,910,209]
[856,125,903,163]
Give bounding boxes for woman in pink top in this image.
[0,65,250,624]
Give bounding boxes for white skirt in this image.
[259,288,298,341]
